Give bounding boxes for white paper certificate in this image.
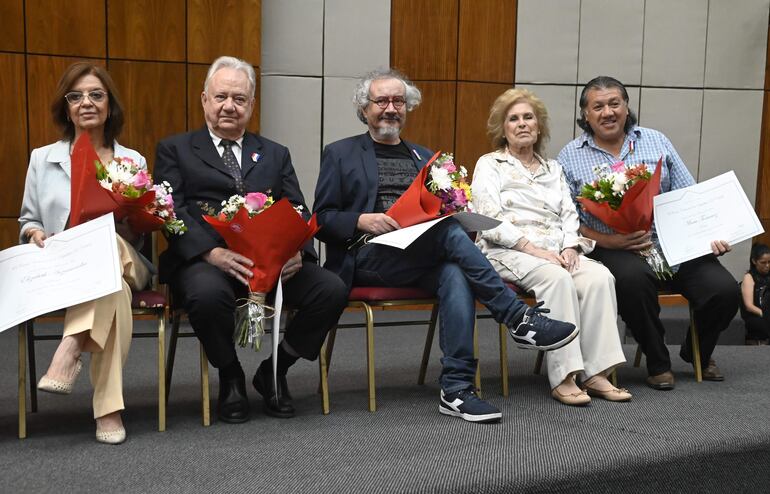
[367,212,501,250]
[654,171,763,266]
[0,214,122,333]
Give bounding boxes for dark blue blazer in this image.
[154,126,313,282]
[313,132,433,288]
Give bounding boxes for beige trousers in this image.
[62,235,150,418]
[498,257,626,389]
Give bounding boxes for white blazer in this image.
[18,140,146,243]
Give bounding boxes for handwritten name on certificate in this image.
[654,171,763,266]
[0,214,122,333]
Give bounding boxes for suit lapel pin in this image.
[251,152,260,163]
[412,149,422,161]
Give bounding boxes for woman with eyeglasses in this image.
[18,62,151,444]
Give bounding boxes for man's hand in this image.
[711,240,731,256]
[203,247,254,286]
[356,213,400,235]
[599,230,652,251]
[26,228,47,248]
[281,251,302,282]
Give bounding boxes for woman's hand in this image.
[115,217,140,244]
[26,228,47,248]
[560,247,580,273]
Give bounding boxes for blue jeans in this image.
[354,219,528,393]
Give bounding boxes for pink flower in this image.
[451,188,468,206]
[132,169,151,189]
[444,163,456,173]
[245,192,268,211]
[164,194,174,208]
[610,161,626,173]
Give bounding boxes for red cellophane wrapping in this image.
[385,151,443,228]
[202,198,320,293]
[69,133,118,227]
[70,133,166,233]
[577,157,663,234]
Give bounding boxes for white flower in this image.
[594,191,604,200]
[429,167,452,190]
[611,174,628,193]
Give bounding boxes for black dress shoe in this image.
[253,365,295,418]
[218,376,250,423]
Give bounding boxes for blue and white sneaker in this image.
[439,389,502,423]
[509,301,578,351]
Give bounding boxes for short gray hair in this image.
[204,56,257,98]
[353,68,422,124]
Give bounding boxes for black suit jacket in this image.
[154,126,314,282]
[313,132,433,288]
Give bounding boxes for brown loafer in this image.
[551,386,591,406]
[702,359,724,381]
[646,371,675,390]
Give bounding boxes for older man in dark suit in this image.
[155,56,347,423]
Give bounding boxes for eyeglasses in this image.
[368,96,406,109]
[64,90,108,105]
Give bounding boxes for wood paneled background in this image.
[391,0,517,173]
[0,0,261,249]
[755,14,770,247]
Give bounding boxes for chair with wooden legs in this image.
[631,291,702,382]
[318,286,439,414]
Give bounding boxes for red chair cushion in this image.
[131,290,167,309]
[348,286,434,302]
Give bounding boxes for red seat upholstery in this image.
[348,286,433,302]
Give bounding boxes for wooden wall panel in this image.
[391,0,458,81]
[0,54,28,218]
[0,0,24,52]
[187,0,261,65]
[108,0,186,61]
[26,0,106,57]
[187,64,260,134]
[457,0,516,83]
[109,61,187,171]
[26,56,108,151]
[401,81,457,155]
[455,82,511,172]
[0,219,20,250]
[758,89,770,218]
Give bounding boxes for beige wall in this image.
[261,0,769,277]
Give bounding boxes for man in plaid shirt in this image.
[558,76,739,390]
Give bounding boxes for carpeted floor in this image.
[1,309,767,493]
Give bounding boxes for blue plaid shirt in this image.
[558,125,695,236]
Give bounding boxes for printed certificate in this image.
[0,214,122,333]
[654,171,763,266]
[367,212,501,250]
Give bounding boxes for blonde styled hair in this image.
[487,88,550,156]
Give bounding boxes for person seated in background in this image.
[741,243,770,345]
[314,68,578,423]
[154,56,347,424]
[558,76,739,390]
[19,62,152,444]
[472,88,630,406]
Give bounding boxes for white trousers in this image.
[497,257,626,388]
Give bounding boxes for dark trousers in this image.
[354,219,528,393]
[589,247,739,375]
[743,314,770,341]
[172,260,348,369]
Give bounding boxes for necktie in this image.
[220,139,245,194]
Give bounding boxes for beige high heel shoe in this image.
[37,357,83,395]
[96,426,127,445]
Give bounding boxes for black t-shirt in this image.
[372,141,417,213]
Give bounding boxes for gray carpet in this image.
[1,309,767,493]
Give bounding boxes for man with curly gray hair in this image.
[313,68,578,423]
